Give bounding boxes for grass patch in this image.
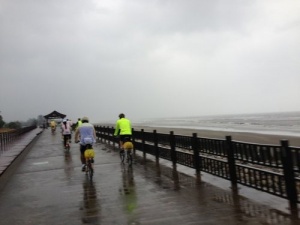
[0,128,15,133]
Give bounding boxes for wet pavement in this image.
[0,129,299,225]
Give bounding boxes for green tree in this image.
[37,115,45,126]
[25,118,37,126]
[0,115,5,128]
[6,121,22,129]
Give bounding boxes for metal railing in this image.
[95,125,300,215]
[0,126,37,154]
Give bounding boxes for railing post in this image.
[192,133,200,176]
[108,126,111,146]
[107,126,112,145]
[153,130,159,162]
[95,125,99,141]
[107,126,110,145]
[102,126,105,143]
[104,126,107,144]
[98,126,102,142]
[226,136,237,189]
[100,126,102,141]
[4,133,8,146]
[0,133,3,152]
[101,126,104,142]
[170,131,176,166]
[141,129,146,158]
[109,126,112,146]
[132,128,136,155]
[281,140,298,216]
[110,126,114,148]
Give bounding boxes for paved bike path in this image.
[0,129,298,225]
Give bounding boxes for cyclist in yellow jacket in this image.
[114,113,132,151]
[75,118,82,130]
[50,120,56,128]
[50,120,57,133]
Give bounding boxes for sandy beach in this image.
[131,125,300,147]
[96,122,300,147]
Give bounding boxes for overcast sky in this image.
[1,0,300,124]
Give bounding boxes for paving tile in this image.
[0,128,298,225]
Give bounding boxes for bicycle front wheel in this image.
[89,166,93,180]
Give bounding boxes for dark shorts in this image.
[120,135,132,142]
[63,134,71,143]
[80,144,93,154]
[80,145,86,154]
[63,134,71,139]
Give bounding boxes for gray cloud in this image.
[1,0,300,123]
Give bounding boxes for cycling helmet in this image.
[82,116,89,122]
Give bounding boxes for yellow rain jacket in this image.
[114,118,132,136]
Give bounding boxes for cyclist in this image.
[66,119,73,140]
[61,119,72,148]
[74,116,96,171]
[66,119,73,129]
[114,113,132,154]
[50,120,57,133]
[122,137,134,164]
[75,118,82,130]
[123,137,133,152]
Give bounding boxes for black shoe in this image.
[82,165,86,172]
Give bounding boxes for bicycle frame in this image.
[64,135,70,151]
[51,126,56,134]
[84,144,94,180]
[120,149,133,166]
[120,140,134,166]
[85,158,94,180]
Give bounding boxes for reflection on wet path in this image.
[81,180,100,224]
[134,154,300,225]
[63,150,74,180]
[0,129,299,225]
[119,165,138,224]
[214,191,299,225]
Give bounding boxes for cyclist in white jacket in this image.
[74,116,96,171]
[61,119,71,148]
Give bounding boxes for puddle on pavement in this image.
[130,152,300,225]
[80,180,101,223]
[32,161,49,165]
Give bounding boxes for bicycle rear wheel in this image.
[65,140,70,151]
[127,151,133,166]
[120,150,125,163]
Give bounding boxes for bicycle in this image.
[84,144,95,180]
[122,149,133,166]
[51,126,56,134]
[65,136,70,151]
[120,140,133,166]
[62,133,71,151]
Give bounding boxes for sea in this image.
[134,111,300,137]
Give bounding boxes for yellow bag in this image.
[84,149,95,158]
[123,141,134,150]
